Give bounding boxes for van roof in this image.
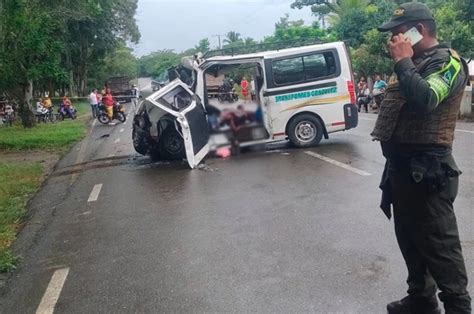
[204,41,346,62]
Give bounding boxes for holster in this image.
[409,154,461,193]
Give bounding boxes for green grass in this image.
[0,102,90,271]
[0,102,89,151]
[0,162,43,272]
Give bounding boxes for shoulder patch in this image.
[426,56,462,105]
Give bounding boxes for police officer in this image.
[372,2,471,313]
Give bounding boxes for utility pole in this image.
[213,34,224,49]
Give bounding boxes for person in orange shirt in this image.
[42,96,52,109]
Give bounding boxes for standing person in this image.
[89,89,99,118]
[96,90,102,105]
[240,77,249,101]
[131,84,139,107]
[357,76,367,93]
[372,73,388,110]
[372,3,471,313]
[357,77,371,112]
[250,78,256,101]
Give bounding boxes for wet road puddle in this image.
[51,140,291,177]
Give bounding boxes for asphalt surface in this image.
[1,108,473,313]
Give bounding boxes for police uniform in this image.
[373,3,471,314]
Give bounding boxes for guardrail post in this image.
[459,86,472,117]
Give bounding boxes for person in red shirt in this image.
[240,77,249,101]
[102,89,115,118]
[62,96,71,107]
[59,96,74,117]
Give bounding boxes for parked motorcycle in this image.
[1,105,15,126]
[218,80,239,103]
[58,104,77,120]
[36,103,55,123]
[97,103,126,124]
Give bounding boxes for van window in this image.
[273,56,305,85]
[272,51,337,86]
[157,85,192,112]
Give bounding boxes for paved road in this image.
[1,110,473,313]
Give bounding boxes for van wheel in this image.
[287,114,323,148]
[132,127,148,155]
[159,129,185,160]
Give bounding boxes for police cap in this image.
[378,2,434,32]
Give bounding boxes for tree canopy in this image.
[291,0,473,76]
[1,0,471,127]
[0,0,140,127]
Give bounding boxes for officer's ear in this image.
[416,22,431,38]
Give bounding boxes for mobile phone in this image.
[403,27,423,46]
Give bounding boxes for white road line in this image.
[359,117,376,121]
[119,128,124,133]
[87,184,103,202]
[114,138,121,144]
[36,268,69,314]
[304,151,372,176]
[456,129,474,134]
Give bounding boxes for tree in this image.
[263,15,335,49]
[244,37,258,46]
[0,0,66,127]
[194,38,210,54]
[289,0,397,76]
[223,31,243,46]
[60,0,140,96]
[0,0,141,127]
[89,43,138,89]
[291,0,365,27]
[138,50,181,79]
[432,1,473,58]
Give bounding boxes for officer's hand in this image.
[388,33,414,63]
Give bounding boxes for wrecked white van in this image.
[132,41,359,168]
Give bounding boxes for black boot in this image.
[387,295,441,314]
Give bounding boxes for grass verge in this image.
[0,102,90,272]
[0,102,89,152]
[0,162,43,272]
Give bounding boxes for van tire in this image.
[287,114,323,148]
[132,126,148,155]
[159,128,185,160]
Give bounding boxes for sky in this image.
[133,0,315,56]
